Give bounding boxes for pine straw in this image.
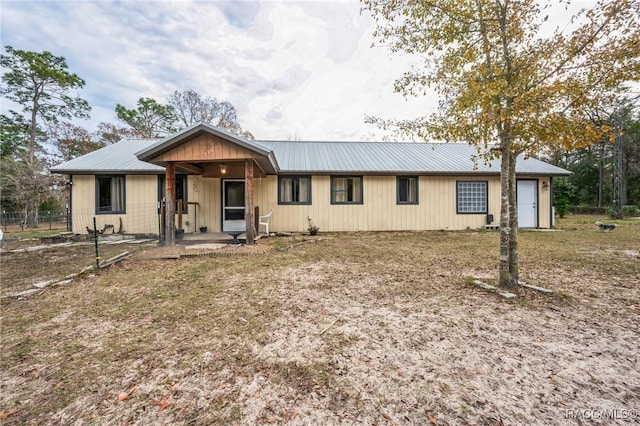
[1,218,638,425]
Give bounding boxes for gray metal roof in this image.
[50,131,570,177]
[258,141,571,176]
[50,139,163,174]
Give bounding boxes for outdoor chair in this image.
[259,208,273,236]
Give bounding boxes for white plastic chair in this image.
[259,208,273,235]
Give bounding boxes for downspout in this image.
[549,176,554,228]
[67,175,73,232]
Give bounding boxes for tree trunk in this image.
[508,151,519,286]
[245,160,255,245]
[499,145,512,288]
[598,141,605,208]
[164,162,176,246]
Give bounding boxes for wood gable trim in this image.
[154,134,265,162]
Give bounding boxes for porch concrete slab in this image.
[185,243,227,250]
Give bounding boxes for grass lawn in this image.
[1,215,638,425]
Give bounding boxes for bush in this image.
[622,205,640,217]
[553,178,575,218]
[567,205,607,215]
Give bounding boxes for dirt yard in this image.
[1,216,638,425]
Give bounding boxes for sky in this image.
[1,0,598,142]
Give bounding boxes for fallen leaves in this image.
[152,395,172,413]
[0,409,18,419]
[117,384,137,402]
[382,411,398,425]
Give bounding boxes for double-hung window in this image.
[279,176,311,204]
[96,175,125,214]
[331,176,363,204]
[397,176,419,204]
[456,181,488,214]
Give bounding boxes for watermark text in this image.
[565,409,637,420]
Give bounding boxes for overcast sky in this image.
[1,0,596,142]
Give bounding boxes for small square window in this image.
[397,176,419,204]
[331,176,363,204]
[279,176,311,205]
[456,181,488,214]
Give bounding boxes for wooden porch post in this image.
[245,159,255,245]
[165,161,176,246]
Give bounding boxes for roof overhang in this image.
[135,122,279,174]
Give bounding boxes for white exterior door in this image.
[517,180,538,228]
[222,179,246,232]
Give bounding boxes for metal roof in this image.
[258,141,571,176]
[50,130,570,177]
[50,139,163,174]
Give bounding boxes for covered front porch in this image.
[135,123,279,247]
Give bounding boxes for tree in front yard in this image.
[362,0,640,287]
[0,45,91,227]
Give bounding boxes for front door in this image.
[222,179,245,232]
[517,180,538,228]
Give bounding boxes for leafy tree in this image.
[116,90,254,139]
[0,112,29,159]
[555,99,640,211]
[115,97,177,138]
[0,45,91,226]
[363,0,640,287]
[48,121,104,162]
[93,122,145,145]
[168,89,238,129]
[0,46,91,164]
[552,178,575,218]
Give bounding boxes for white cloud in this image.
[3,0,429,140]
[1,0,603,142]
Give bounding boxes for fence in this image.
[71,203,162,237]
[1,210,70,233]
[2,202,204,238]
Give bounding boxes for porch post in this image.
[165,161,176,246]
[245,159,255,245]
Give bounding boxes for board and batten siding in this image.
[253,175,508,233]
[185,175,221,233]
[69,173,553,235]
[153,134,261,162]
[70,174,160,235]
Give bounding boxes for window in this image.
[158,175,188,213]
[279,176,311,205]
[397,176,419,204]
[96,175,125,214]
[331,176,363,204]
[457,181,488,214]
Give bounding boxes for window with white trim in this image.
[456,181,487,214]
